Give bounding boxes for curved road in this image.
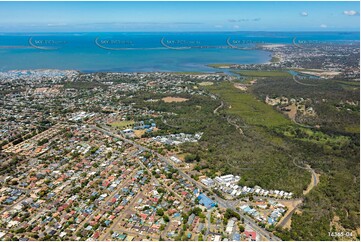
[277,202,301,228]
[226,116,245,136]
[213,101,224,115]
[292,73,319,87]
[213,100,245,136]
[277,158,319,228]
[292,158,319,192]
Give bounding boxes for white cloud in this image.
[233,25,240,29]
[343,10,358,16]
[320,24,327,28]
[300,11,308,16]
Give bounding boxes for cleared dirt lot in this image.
[162,97,189,103]
[199,81,214,86]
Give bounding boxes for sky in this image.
[0,1,359,32]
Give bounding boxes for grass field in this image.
[173,71,209,75]
[336,80,360,86]
[337,81,360,91]
[233,70,292,77]
[278,126,351,147]
[110,120,134,128]
[291,68,326,73]
[345,124,360,133]
[207,63,232,68]
[206,82,292,128]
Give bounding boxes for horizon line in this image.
[0,30,360,34]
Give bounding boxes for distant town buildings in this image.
[151,132,203,146]
[214,174,240,185]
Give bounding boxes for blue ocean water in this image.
[0,32,359,72]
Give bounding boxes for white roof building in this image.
[170,156,182,163]
[214,235,221,241]
[220,174,235,183]
[201,178,215,187]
